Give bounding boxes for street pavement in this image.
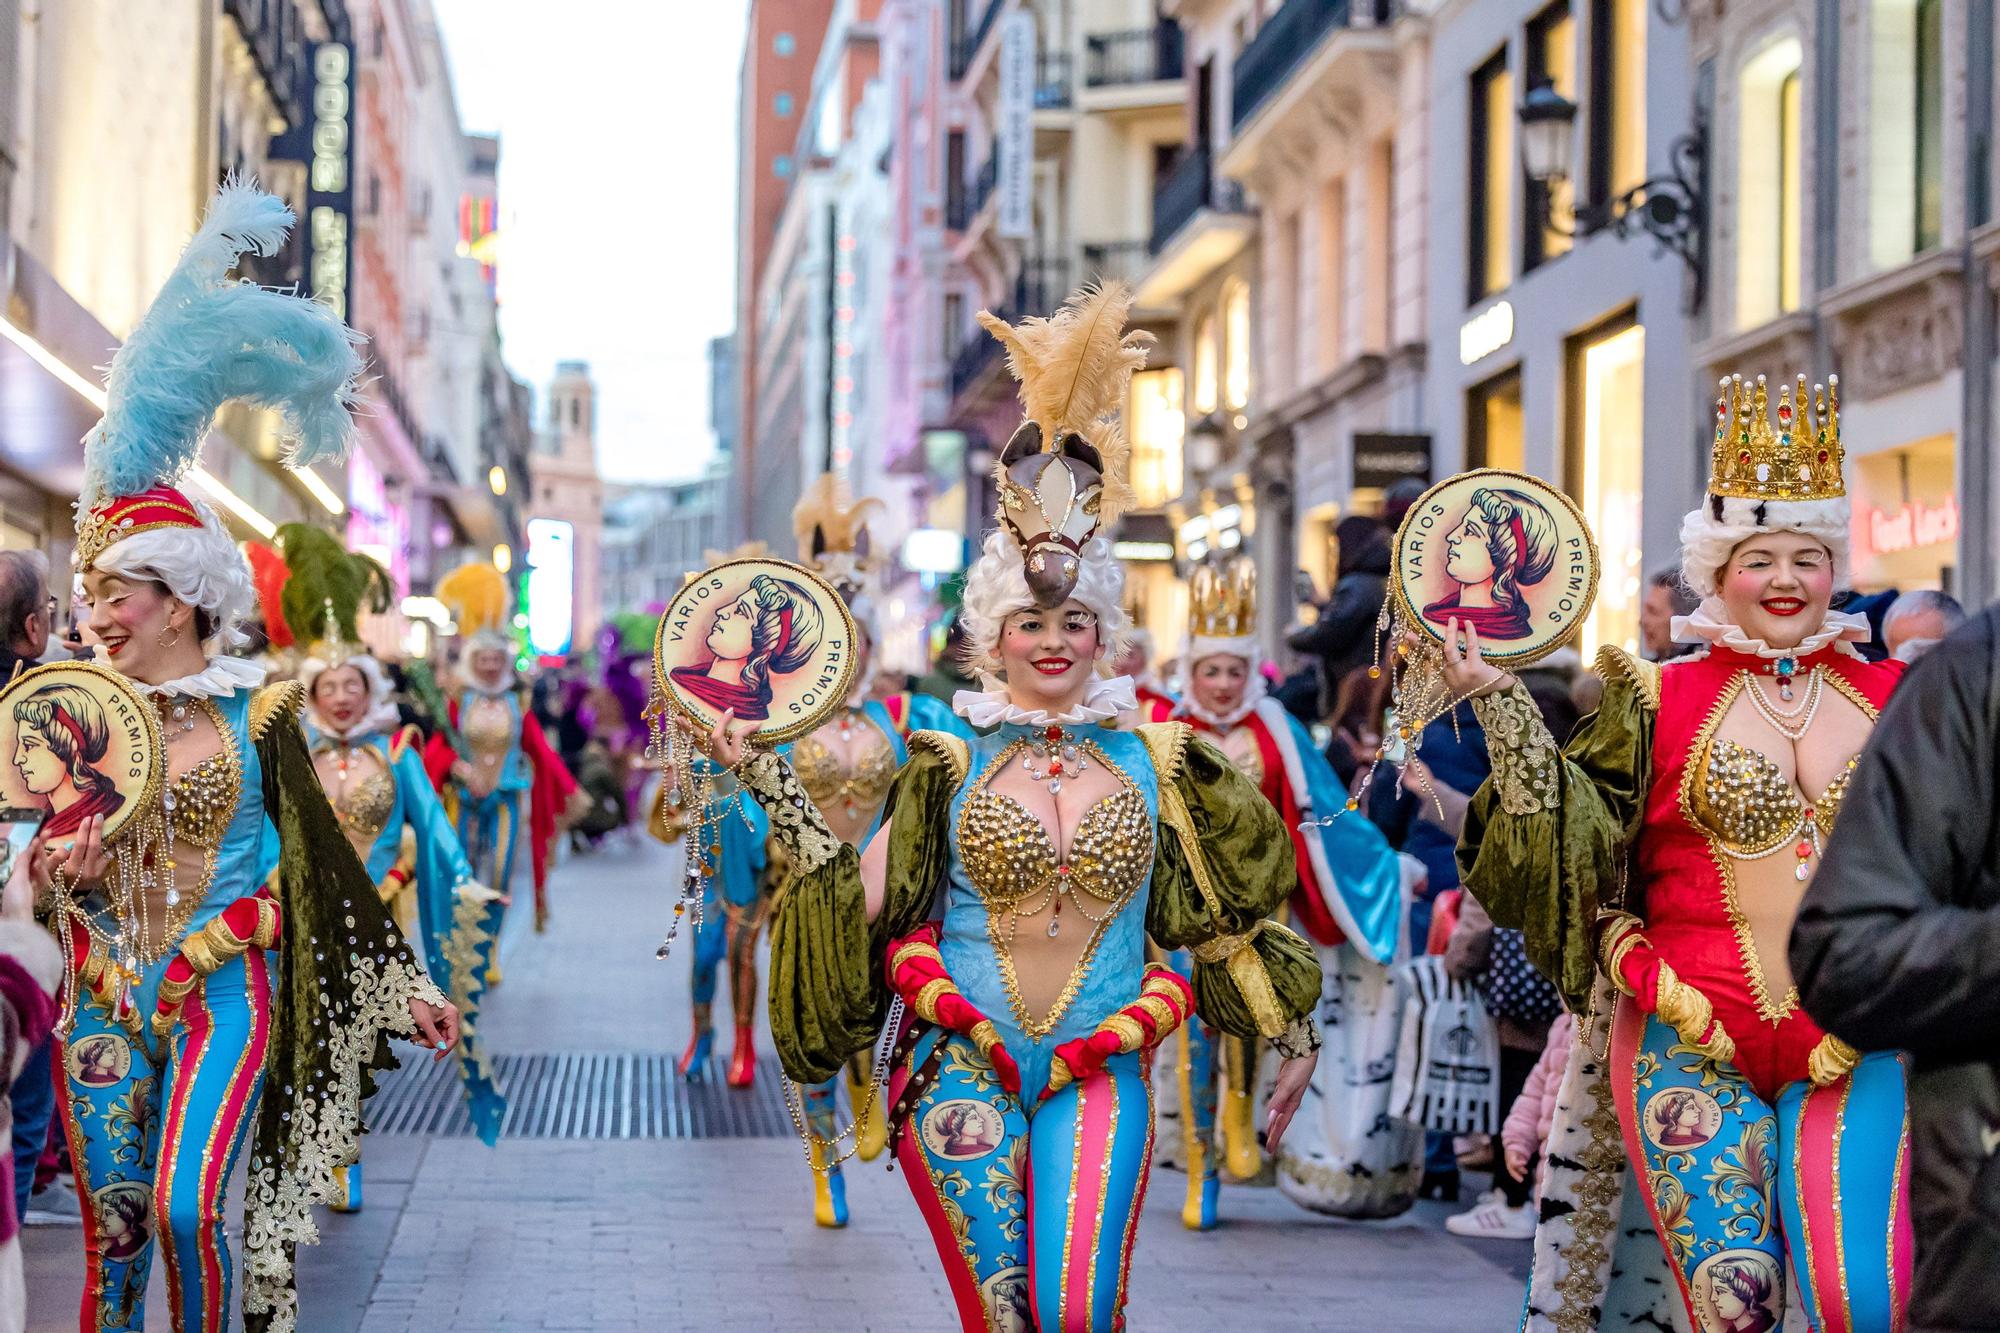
[27,823,1531,1331]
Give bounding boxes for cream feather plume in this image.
[977,281,1153,524]
[791,473,885,565]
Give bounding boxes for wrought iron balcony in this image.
[950,260,1073,400]
[1037,52,1073,109]
[1085,21,1185,87]
[1232,0,1388,132]
[949,0,1004,80]
[1081,240,1152,288]
[947,153,1000,231]
[1149,146,1246,254]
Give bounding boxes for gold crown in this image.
[1188,556,1256,639]
[1709,373,1844,502]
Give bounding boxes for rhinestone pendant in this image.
[1048,778,1062,794]
[1794,862,1811,881]
[165,889,179,907]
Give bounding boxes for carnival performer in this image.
[422,562,580,946]
[1454,374,1911,1332]
[1113,626,1176,723]
[697,285,1323,1331]
[38,179,458,1333]
[281,526,506,1208]
[1164,556,1414,1230]
[776,474,971,1227]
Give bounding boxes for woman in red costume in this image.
[1453,374,1911,1333]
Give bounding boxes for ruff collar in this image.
[110,652,268,700]
[308,698,404,744]
[1670,597,1869,661]
[1171,667,1269,731]
[952,673,1137,729]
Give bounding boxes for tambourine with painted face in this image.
[1391,468,1598,667]
[0,662,163,844]
[652,556,860,748]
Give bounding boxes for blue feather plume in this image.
[80,175,365,505]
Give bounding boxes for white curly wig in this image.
[301,651,403,737]
[959,530,1131,675]
[1677,494,1851,599]
[85,499,256,650]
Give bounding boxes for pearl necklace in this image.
[1745,668,1823,742]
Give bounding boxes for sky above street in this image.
[433,0,747,484]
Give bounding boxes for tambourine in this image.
[1390,468,1598,667]
[652,557,860,747]
[0,661,163,844]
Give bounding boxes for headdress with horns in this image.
[792,473,884,604]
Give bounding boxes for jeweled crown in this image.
[1709,373,1844,502]
[1188,556,1256,639]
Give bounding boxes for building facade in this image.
[600,467,730,615]
[529,361,607,658]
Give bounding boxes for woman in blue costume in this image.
[776,474,971,1226]
[36,181,458,1333]
[423,564,580,955]
[701,286,1324,1331]
[283,526,506,1210]
[1162,555,1416,1229]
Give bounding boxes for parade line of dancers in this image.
[10,179,1976,1333]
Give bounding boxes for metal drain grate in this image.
[365,1051,800,1139]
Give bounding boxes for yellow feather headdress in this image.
[436,561,509,640]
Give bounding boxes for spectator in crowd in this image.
[1791,601,2000,1331]
[0,552,51,683]
[916,613,977,705]
[1498,1012,1574,1211]
[1286,515,1391,720]
[1882,588,1965,663]
[2,824,65,1320]
[1381,476,1428,535]
[1639,567,1699,662]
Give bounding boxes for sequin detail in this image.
[792,716,897,828]
[331,769,397,844]
[1690,736,1855,857]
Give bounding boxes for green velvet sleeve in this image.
[245,686,444,1333]
[1145,730,1322,1040]
[1456,657,1655,1013]
[764,744,957,1083]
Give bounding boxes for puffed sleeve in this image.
[1457,647,1655,1012]
[1143,725,1322,1041]
[749,737,959,1083]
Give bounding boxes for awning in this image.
[0,236,118,497]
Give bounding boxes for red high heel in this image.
[725,1024,757,1087]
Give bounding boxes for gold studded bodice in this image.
[167,751,238,850]
[1690,736,1856,858]
[792,712,897,834]
[1213,724,1266,789]
[959,783,1154,913]
[461,694,515,770]
[334,769,398,844]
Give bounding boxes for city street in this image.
[26,828,1530,1332]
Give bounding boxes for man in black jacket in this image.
[1286,515,1390,720]
[1791,602,2000,1333]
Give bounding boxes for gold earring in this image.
[158,624,181,649]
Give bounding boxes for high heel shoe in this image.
[677,1019,714,1081]
[809,1143,850,1228]
[847,1065,886,1162]
[725,1024,756,1088]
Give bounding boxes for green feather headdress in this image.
[276,523,391,664]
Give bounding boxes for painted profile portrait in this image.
[92,1181,151,1262]
[0,665,159,846]
[1644,1087,1721,1151]
[1393,469,1599,666]
[656,558,857,746]
[66,1032,132,1089]
[980,1267,1033,1333]
[921,1099,1004,1160]
[1696,1251,1781,1333]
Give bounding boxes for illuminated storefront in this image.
[1849,431,1958,593]
[1567,314,1646,657]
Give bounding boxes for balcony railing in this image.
[1232,0,1389,132]
[949,0,1004,80]
[1037,51,1073,109]
[1081,240,1152,288]
[1085,21,1185,87]
[1149,146,1246,254]
[951,260,1073,399]
[947,153,1000,231]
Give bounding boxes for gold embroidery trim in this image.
[739,750,841,873]
[1102,1014,1147,1051]
[249,680,308,741]
[1471,680,1560,816]
[908,728,970,785]
[152,895,281,1036]
[1185,922,1287,1038]
[1594,644,1661,713]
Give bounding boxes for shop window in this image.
[1192,315,1219,415]
[943,293,964,358]
[1466,366,1524,474]
[1867,0,1945,266]
[1128,368,1186,509]
[1587,0,1646,208]
[1850,431,1958,592]
[1566,313,1644,658]
[1914,0,1945,252]
[1736,36,1804,327]
[1222,277,1251,411]
[1525,1,1576,271]
[1468,49,1514,304]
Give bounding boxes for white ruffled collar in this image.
[1170,668,1268,731]
[108,651,269,700]
[952,673,1138,729]
[1670,598,1870,661]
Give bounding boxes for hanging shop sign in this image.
[1353,432,1433,491]
[305,42,355,319]
[996,13,1035,239]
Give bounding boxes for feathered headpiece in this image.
[793,473,884,602]
[246,541,293,650]
[436,561,510,640]
[977,282,1152,608]
[277,523,390,667]
[74,178,364,569]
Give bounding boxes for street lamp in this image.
[1517,82,1710,314]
